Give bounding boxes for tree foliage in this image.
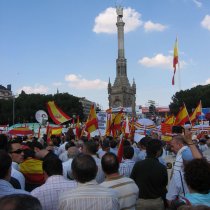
[0,91,84,125]
[169,84,210,114]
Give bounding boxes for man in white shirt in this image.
[0,150,29,197]
[101,152,139,210]
[31,157,77,210]
[59,154,120,210]
[8,140,25,190]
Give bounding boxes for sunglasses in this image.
[10,149,23,154]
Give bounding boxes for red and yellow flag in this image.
[172,38,178,85]
[46,101,71,124]
[189,100,202,123]
[174,104,190,126]
[75,116,81,139]
[165,115,175,125]
[85,104,98,134]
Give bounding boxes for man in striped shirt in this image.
[100,152,139,210]
[59,154,119,210]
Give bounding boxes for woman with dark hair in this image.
[183,158,210,206]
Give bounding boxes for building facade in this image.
[108,7,136,114]
[79,97,95,119]
[0,84,12,100]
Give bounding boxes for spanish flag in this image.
[46,101,71,124]
[19,158,45,185]
[85,104,98,134]
[172,38,178,85]
[189,100,202,123]
[174,104,190,126]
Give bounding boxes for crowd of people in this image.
[0,126,210,210]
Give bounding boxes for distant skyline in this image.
[1,0,210,110]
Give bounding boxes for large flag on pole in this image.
[172,38,178,85]
[46,101,71,124]
[85,104,98,134]
[174,104,190,126]
[189,100,202,123]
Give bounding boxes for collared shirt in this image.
[62,158,73,179]
[31,175,77,210]
[166,146,189,201]
[119,159,135,178]
[12,161,19,170]
[11,167,25,190]
[59,151,68,162]
[100,175,139,210]
[59,180,120,210]
[0,179,29,198]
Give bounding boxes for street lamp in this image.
[12,94,17,125]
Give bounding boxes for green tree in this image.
[169,84,210,114]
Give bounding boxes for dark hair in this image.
[101,152,119,175]
[84,140,98,154]
[23,149,35,159]
[138,137,151,147]
[184,158,210,194]
[71,154,97,183]
[109,139,118,148]
[7,140,22,153]
[43,157,63,176]
[29,141,44,150]
[0,194,42,210]
[123,140,131,146]
[123,146,134,159]
[146,139,162,158]
[65,141,75,150]
[172,126,184,134]
[0,134,8,152]
[0,150,12,179]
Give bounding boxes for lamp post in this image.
[12,94,17,125]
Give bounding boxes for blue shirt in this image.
[0,179,29,198]
[185,192,210,206]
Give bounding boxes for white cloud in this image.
[93,7,142,34]
[204,78,210,85]
[193,0,202,8]
[192,78,210,87]
[201,15,210,31]
[65,74,107,90]
[138,54,173,69]
[17,84,48,94]
[144,21,167,32]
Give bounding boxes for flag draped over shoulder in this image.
[172,38,178,85]
[189,101,202,123]
[46,101,71,124]
[85,104,98,134]
[174,104,190,126]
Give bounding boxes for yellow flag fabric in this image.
[174,104,190,126]
[165,115,175,125]
[189,101,202,122]
[47,101,71,124]
[85,104,98,133]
